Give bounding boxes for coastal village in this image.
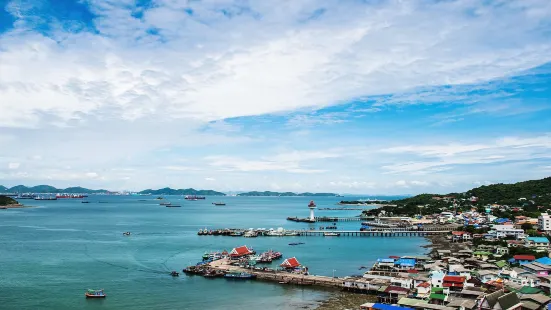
[183,178,551,310]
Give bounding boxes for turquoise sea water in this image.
[0,196,429,310]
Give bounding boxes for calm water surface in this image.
[0,196,428,310]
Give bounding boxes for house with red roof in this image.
[229,245,253,258]
[416,281,431,297]
[451,231,472,242]
[280,257,301,269]
[511,255,536,265]
[443,275,466,292]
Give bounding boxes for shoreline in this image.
[0,204,34,209]
[311,232,457,309]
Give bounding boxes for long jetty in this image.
[198,226,458,237]
[287,216,373,222]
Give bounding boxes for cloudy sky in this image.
[1,0,550,194]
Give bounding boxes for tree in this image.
[521,223,534,230]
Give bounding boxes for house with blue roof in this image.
[395,258,416,271]
[535,257,551,265]
[525,237,550,250]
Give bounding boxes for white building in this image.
[490,225,525,239]
[538,213,551,231]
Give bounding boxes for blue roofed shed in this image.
[395,258,416,267]
[367,303,414,310]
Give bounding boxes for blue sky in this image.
[1,0,551,194]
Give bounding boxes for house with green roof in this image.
[478,290,522,310]
[429,287,448,305]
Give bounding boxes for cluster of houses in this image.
[342,215,551,310]
[343,251,551,310]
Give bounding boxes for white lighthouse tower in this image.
[308,200,316,221]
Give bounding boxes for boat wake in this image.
[83,245,168,275]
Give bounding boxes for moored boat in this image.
[323,232,340,237]
[212,202,226,206]
[85,289,106,298]
[123,232,131,236]
[160,202,172,206]
[224,272,256,280]
[171,271,180,277]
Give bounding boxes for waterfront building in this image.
[229,245,253,258]
[537,213,551,231]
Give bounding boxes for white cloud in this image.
[8,163,20,169]
[1,0,551,127]
[328,181,376,189]
[381,134,551,174]
[205,177,215,181]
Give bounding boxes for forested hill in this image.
[465,177,551,205]
[363,177,551,217]
[0,195,17,206]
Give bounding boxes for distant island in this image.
[138,188,225,196]
[0,195,17,206]
[0,185,225,196]
[0,185,108,194]
[237,191,338,197]
[0,195,29,209]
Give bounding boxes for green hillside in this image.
[363,176,551,217]
[0,195,17,206]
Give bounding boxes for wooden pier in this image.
[209,259,343,288]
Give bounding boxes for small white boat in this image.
[323,232,340,237]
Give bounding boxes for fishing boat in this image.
[170,271,180,277]
[243,230,258,238]
[81,201,90,204]
[230,231,244,237]
[160,202,172,206]
[224,272,256,280]
[185,195,205,200]
[57,194,86,199]
[34,195,57,200]
[288,242,305,246]
[123,232,131,236]
[212,202,226,206]
[323,232,340,237]
[166,205,181,207]
[85,289,106,298]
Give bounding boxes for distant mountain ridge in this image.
[138,188,225,196]
[237,191,337,197]
[0,185,226,196]
[0,185,109,194]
